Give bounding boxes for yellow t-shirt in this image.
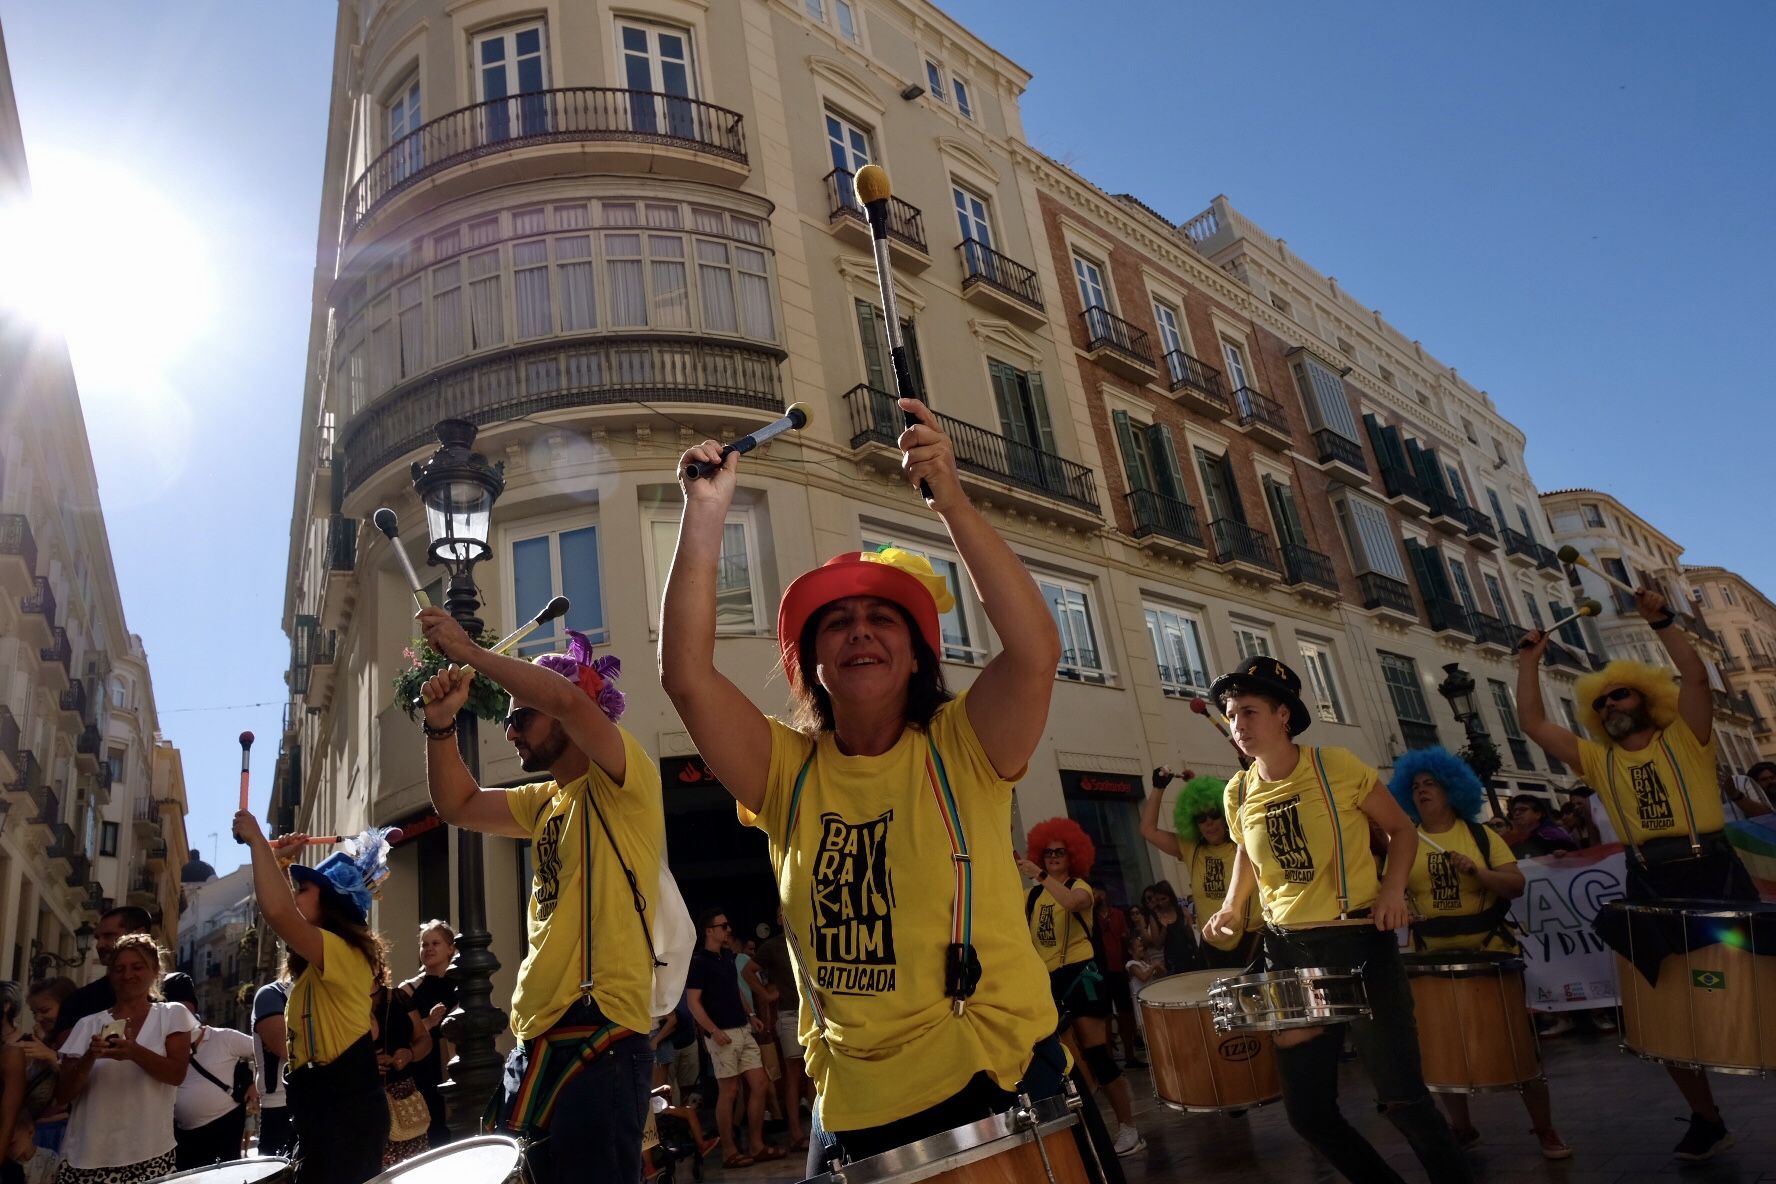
[1577,716,1722,846]
[287,930,374,1069]
[505,728,664,1041]
[741,691,1056,1131]
[1185,839,1259,951]
[1406,822,1518,954]
[1225,746,1381,928]
[1028,878,1094,972]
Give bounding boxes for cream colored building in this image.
[284,0,1616,959]
[1682,564,1776,766]
[0,24,188,977]
[1541,489,1760,772]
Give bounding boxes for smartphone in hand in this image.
[99,1017,127,1042]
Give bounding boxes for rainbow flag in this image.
[1726,816,1776,903]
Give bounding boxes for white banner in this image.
[1507,844,1627,1012]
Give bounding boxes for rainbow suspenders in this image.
[1232,747,1353,922]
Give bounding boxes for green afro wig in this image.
[1172,775,1229,844]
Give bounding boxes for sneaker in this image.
[1539,1017,1575,1037]
[1534,1127,1571,1160]
[1112,1124,1146,1157]
[1452,1126,1481,1151]
[1673,1113,1733,1161]
[1588,1012,1617,1033]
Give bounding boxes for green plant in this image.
[1458,735,1503,782]
[393,635,511,725]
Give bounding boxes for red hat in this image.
[777,547,953,685]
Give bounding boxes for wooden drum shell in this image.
[1404,954,1541,1093]
[1138,972,1281,1113]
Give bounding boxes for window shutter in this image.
[901,317,928,404]
[855,300,889,393]
[1146,423,1185,502]
[1217,453,1248,523]
[988,361,1022,443]
[1026,371,1057,455]
[1264,477,1307,548]
[1113,411,1150,493]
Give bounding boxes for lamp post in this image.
[410,418,508,1133]
[31,922,95,979]
[1437,662,1504,818]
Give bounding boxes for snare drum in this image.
[149,1162,293,1184]
[1607,898,1776,1075]
[1403,951,1540,1092]
[1209,967,1370,1032]
[364,1135,527,1183]
[1138,971,1281,1112]
[804,1094,1088,1184]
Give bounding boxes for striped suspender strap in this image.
[1603,748,1645,867]
[580,791,596,994]
[1308,747,1351,918]
[1658,737,1703,856]
[781,750,829,1036]
[923,737,974,975]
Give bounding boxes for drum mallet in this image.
[1189,697,1252,770]
[233,731,254,844]
[682,403,812,480]
[853,163,932,502]
[1517,599,1602,649]
[372,508,431,609]
[413,595,571,707]
[1556,545,1640,598]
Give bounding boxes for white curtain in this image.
[736,246,774,341]
[557,236,596,331]
[513,240,552,339]
[606,233,645,327]
[433,262,463,361]
[696,240,737,333]
[649,236,689,329]
[467,249,504,349]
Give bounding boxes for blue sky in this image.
[6,2,1771,877]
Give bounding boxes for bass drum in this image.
[1138,971,1280,1113]
[1403,951,1540,1092]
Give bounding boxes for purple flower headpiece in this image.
[534,629,626,721]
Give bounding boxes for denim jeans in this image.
[502,1013,652,1184]
[1264,925,1472,1184]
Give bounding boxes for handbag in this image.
[381,993,430,1142]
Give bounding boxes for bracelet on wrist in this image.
[422,719,458,740]
[1649,612,1676,631]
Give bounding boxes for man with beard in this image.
[1516,584,1753,1162]
[49,905,152,1042]
[418,608,663,1184]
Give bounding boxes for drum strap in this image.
[1605,737,1703,864]
[576,779,667,999]
[1308,747,1352,918]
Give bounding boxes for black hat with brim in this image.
[1209,656,1313,737]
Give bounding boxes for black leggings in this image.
[286,1036,389,1184]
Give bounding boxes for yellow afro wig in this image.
[1573,660,1679,740]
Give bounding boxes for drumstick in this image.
[234,732,254,844]
[271,830,403,849]
[1555,546,1639,597]
[682,404,812,480]
[1189,697,1252,770]
[1417,830,1448,854]
[1517,600,1602,649]
[372,508,431,609]
[413,596,571,706]
[853,164,932,503]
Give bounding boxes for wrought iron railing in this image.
[1534,543,1560,571]
[0,513,36,577]
[345,88,747,236]
[1208,519,1279,571]
[1750,651,1775,671]
[327,514,358,573]
[1380,463,1429,506]
[1281,543,1338,592]
[1081,306,1156,369]
[20,576,55,624]
[1457,505,1496,540]
[29,782,56,824]
[1126,489,1204,548]
[1163,350,1225,403]
[1313,429,1367,473]
[0,707,17,762]
[340,336,783,495]
[1422,597,1472,636]
[1470,612,1517,649]
[1501,526,1538,560]
[957,238,1042,308]
[41,627,71,675]
[61,680,88,718]
[826,168,928,253]
[1359,572,1415,615]
[1233,386,1288,436]
[844,385,1099,511]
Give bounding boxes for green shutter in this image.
[855,300,888,393]
[901,317,928,404]
[1113,411,1150,492]
[1026,371,1057,455]
[1146,423,1185,502]
[988,360,1024,444]
[1264,476,1307,548]
[1218,453,1248,523]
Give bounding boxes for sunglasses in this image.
[1193,812,1223,825]
[1042,847,1069,857]
[1590,687,1636,714]
[504,707,539,731]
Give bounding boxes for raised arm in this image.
[233,812,326,971]
[1639,585,1713,742]
[1515,631,1583,770]
[894,399,1062,778]
[1139,785,1183,858]
[659,445,773,814]
[416,661,532,839]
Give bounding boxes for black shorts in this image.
[1049,960,1113,1020]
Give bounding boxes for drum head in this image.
[1402,951,1524,976]
[367,1136,524,1182]
[809,1095,1076,1184]
[1138,970,1228,1007]
[150,1162,291,1184]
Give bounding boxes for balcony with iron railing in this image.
[1163,351,1228,418]
[1281,543,1339,597]
[1208,519,1279,575]
[826,168,929,264]
[1501,526,1539,565]
[60,680,88,719]
[1379,463,1432,515]
[1400,720,1441,750]
[1312,429,1368,482]
[957,238,1043,325]
[1458,505,1498,548]
[1423,487,1462,527]
[1231,387,1290,450]
[845,385,1099,518]
[1125,489,1206,552]
[20,576,56,629]
[1423,597,1473,637]
[28,782,57,826]
[0,513,37,584]
[1719,655,1743,673]
[46,822,76,865]
[1506,736,1535,770]
[65,851,90,888]
[40,627,72,680]
[1359,572,1416,618]
[1750,651,1775,671]
[339,336,784,497]
[1080,306,1157,382]
[1545,641,1589,671]
[1534,543,1561,571]
[344,88,747,240]
[1470,612,1518,652]
[328,514,358,572]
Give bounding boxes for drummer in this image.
[1516,584,1754,1162]
[1200,657,1472,1184]
[1017,818,1144,1156]
[660,400,1122,1182]
[1387,748,1570,1160]
[1140,772,1260,967]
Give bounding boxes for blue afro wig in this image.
[1387,746,1488,824]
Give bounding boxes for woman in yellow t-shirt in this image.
[1387,747,1569,1160]
[1018,817,1142,1155]
[1139,773,1259,968]
[662,402,1105,1176]
[234,812,389,1184]
[1200,657,1472,1184]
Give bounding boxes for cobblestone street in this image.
[703,1028,1774,1183]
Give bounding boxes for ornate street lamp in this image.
[31,922,95,978]
[1437,662,1504,818]
[410,418,507,1133]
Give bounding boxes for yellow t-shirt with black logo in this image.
[1406,823,1518,954]
[504,728,664,1041]
[1224,746,1381,928]
[287,930,373,1069]
[739,691,1055,1132]
[1577,716,1722,847]
[1185,839,1259,951]
[1028,878,1094,972]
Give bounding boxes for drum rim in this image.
[1158,1095,1283,1115]
[1602,900,1776,920]
[811,1095,1075,1184]
[363,1134,525,1180]
[1136,970,1230,1007]
[1402,956,1526,975]
[1619,1041,1771,1078]
[145,1162,293,1184]
[1207,967,1362,992]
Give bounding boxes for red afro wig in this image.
[1026,817,1096,881]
